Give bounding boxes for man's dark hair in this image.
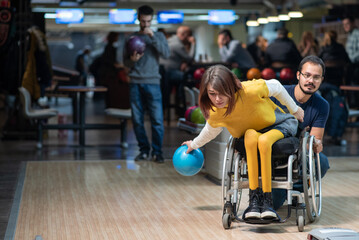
[298,55,326,76]
[343,15,355,23]
[218,29,233,40]
[138,5,154,17]
[277,27,289,38]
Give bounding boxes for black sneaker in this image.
[135,153,148,161]
[243,188,262,220]
[152,154,164,163]
[261,192,278,219]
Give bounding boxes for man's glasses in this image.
[300,72,323,82]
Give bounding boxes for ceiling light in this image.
[267,8,279,22]
[257,17,268,24]
[278,6,290,21]
[246,14,259,27]
[288,1,303,18]
[246,20,259,26]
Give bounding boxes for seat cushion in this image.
[234,136,300,159]
[105,108,132,119]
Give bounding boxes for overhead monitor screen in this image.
[56,9,84,24]
[109,9,137,24]
[208,10,235,25]
[157,11,184,24]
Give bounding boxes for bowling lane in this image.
[10,158,359,239]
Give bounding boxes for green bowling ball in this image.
[190,107,206,124]
[232,68,242,79]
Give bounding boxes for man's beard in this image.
[299,83,316,95]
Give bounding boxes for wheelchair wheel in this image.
[301,132,322,223]
[221,137,243,221]
[222,213,231,229]
[296,208,305,232]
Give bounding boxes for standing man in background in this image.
[162,25,196,117]
[342,16,359,108]
[217,29,256,70]
[75,45,91,85]
[123,5,170,163]
[343,16,359,72]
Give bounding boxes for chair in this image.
[105,108,132,148]
[18,87,58,149]
[184,86,195,108]
[192,87,200,106]
[221,129,322,232]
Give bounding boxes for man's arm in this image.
[151,32,170,59]
[266,80,303,121]
[219,40,240,62]
[346,29,359,63]
[173,43,195,63]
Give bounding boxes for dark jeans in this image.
[163,69,186,115]
[272,152,330,210]
[130,83,164,156]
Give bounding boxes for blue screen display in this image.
[109,9,137,24]
[56,9,84,24]
[208,10,235,25]
[157,11,184,24]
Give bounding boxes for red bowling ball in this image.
[261,68,276,80]
[280,68,295,82]
[193,68,205,81]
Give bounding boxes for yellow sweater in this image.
[207,79,284,138]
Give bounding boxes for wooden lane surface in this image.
[14,158,359,239]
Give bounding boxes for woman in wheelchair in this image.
[182,65,304,221]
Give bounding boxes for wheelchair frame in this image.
[221,131,322,232]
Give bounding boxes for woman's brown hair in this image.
[198,65,242,119]
[323,30,337,46]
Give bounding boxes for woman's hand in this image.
[182,140,194,154]
[293,107,304,122]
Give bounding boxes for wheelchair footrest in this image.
[243,218,281,225]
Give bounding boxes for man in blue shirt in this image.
[271,55,330,209]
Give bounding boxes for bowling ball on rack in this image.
[231,68,242,79]
[172,145,204,176]
[246,68,261,80]
[261,68,276,80]
[193,68,205,81]
[126,36,146,55]
[280,68,295,82]
[190,107,205,124]
[185,106,197,122]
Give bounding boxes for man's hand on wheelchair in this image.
[182,141,194,154]
[313,138,323,153]
[293,107,304,122]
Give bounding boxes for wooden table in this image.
[57,86,107,146]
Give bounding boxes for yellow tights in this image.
[244,129,284,193]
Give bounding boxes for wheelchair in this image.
[221,129,322,232]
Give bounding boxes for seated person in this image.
[271,55,330,209]
[182,64,303,220]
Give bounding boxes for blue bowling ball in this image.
[172,145,204,176]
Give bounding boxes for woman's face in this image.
[207,84,229,108]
